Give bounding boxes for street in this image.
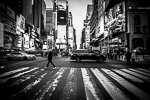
[0,57,150,100]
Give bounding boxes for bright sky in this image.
[44,0,92,49]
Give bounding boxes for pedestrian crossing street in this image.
[0,66,150,100]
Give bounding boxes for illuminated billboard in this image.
[105,2,126,34]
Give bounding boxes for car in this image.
[70,49,106,62]
[6,52,36,61]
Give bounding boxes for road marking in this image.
[129,68,150,77]
[0,67,39,84]
[112,69,144,83]
[91,68,130,100]
[102,68,150,100]
[0,67,29,78]
[121,69,150,83]
[81,68,101,100]
[59,68,77,100]
[31,68,66,99]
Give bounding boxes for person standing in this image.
[131,50,136,65]
[125,49,131,65]
[45,49,56,69]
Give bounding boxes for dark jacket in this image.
[125,51,131,60]
[48,51,53,61]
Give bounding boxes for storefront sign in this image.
[20,14,25,30]
[16,14,25,35]
[24,34,29,49]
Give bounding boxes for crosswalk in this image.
[0,67,150,100]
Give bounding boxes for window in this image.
[134,15,141,33]
[142,26,147,34]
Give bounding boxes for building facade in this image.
[89,0,150,56]
[46,8,53,49]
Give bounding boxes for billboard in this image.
[57,0,67,11]
[57,10,67,25]
[104,2,126,34]
[0,22,4,47]
[57,0,67,25]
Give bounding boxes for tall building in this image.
[0,0,34,51]
[33,0,42,36]
[33,0,47,50]
[85,5,93,49]
[46,8,54,49]
[54,0,68,53]
[89,0,98,48]
[0,1,16,51]
[46,8,53,36]
[68,12,74,52]
[41,0,46,37]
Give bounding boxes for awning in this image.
[90,38,99,47]
[105,0,124,11]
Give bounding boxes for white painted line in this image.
[81,68,101,100]
[102,68,150,100]
[91,68,130,100]
[112,69,144,83]
[129,68,150,77]
[121,69,150,83]
[0,67,29,78]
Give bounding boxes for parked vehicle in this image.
[70,49,106,62]
[6,52,36,61]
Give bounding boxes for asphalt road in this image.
[0,57,150,100]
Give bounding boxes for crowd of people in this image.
[107,48,137,66]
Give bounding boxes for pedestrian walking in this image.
[125,49,131,65]
[45,49,56,69]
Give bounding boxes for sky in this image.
[44,0,92,49]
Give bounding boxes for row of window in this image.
[134,25,150,34]
[134,15,150,33]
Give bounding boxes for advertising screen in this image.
[105,2,126,34]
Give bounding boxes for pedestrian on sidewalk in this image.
[131,50,136,65]
[125,49,131,65]
[45,49,56,69]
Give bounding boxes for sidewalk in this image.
[107,58,150,68]
[136,61,150,66]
